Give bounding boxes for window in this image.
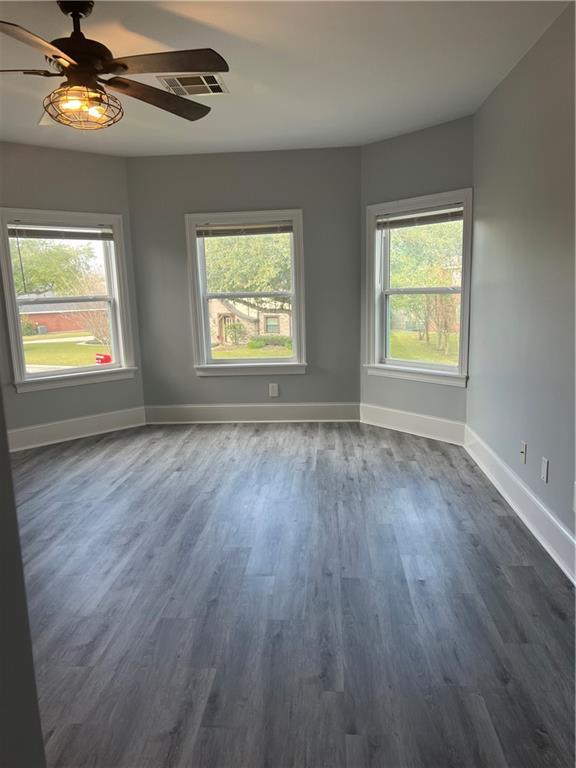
[186,210,306,375]
[0,209,134,391]
[264,315,280,334]
[366,190,472,386]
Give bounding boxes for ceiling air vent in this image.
[157,74,228,96]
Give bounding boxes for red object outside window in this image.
[96,353,112,365]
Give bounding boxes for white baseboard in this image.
[8,407,146,452]
[359,403,465,445]
[9,401,456,450]
[464,426,575,583]
[146,402,360,424]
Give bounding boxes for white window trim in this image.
[0,208,136,392]
[186,209,307,376]
[365,188,472,387]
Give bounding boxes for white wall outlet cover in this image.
[268,383,279,398]
[541,457,549,483]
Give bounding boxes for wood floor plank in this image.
[13,422,575,768]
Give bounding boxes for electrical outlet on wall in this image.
[520,441,527,464]
[269,383,279,398]
[541,457,549,483]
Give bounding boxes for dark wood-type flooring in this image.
[13,423,575,768]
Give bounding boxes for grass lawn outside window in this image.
[211,344,293,359]
[389,329,459,366]
[22,330,109,369]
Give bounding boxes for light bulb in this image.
[62,98,83,110]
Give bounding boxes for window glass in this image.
[207,297,293,359]
[19,301,114,375]
[387,293,460,367]
[203,230,292,293]
[389,218,463,289]
[9,228,110,298]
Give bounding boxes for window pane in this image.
[207,297,293,359]
[203,231,293,293]
[9,233,109,298]
[20,301,114,374]
[389,219,463,289]
[388,293,460,367]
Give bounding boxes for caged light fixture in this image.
[43,82,123,130]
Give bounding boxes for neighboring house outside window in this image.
[186,209,306,375]
[0,209,135,391]
[365,189,472,387]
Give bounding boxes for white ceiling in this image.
[0,1,566,157]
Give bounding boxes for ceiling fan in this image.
[0,0,228,130]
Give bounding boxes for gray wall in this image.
[360,117,474,421]
[0,143,144,430]
[468,7,575,531]
[127,148,360,406]
[0,386,46,767]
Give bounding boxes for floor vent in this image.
[157,73,228,96]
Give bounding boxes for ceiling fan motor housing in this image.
[48,35,116,73]
[50,1,126,75]
[56,2,94,19]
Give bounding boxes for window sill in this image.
[195,362,307,377]
[365,364,467,387]
[14,366,137,393]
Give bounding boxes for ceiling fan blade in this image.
[104,48,228,75]
[0,21,77,66]
[104,77,211,122]
[0,68,60,76]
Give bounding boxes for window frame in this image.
[186,209,306,376]
[0,208,136,392]
[365,189,472,387]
